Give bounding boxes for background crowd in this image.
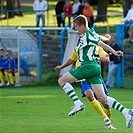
[0,49,36,87]
[33,0,133,42]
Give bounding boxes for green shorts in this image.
[69,61,102,84]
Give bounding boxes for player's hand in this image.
[54,66,62,71]
[104,34,111,40]
[114,51,123,57]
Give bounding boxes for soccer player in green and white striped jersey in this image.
[57,15,133,129]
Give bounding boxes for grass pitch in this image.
[0,85,133,133]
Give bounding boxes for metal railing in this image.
[116,24,133,87]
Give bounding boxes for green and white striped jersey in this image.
[77,28,101,62]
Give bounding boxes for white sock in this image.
[62,82,82,105]
[105,96,128,115]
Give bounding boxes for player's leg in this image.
[41,14,45,27]
[106,61,118,88]
[0,70,5,86]
[58,71,85,116]
[101,78,111,119]
[14,69,18,84]
[102,105,111,119]
[80,80,108,118]
[8,69,14,85]
[92,84,133,128]
[80,80,115,129]
[36,15,40,27]
[4,70,10,86]
[57,16,61,27]
[106,96,133,128]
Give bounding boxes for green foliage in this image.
[109,0,122,4]
[0,86,133,133]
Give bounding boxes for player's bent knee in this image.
[58,77,65,87]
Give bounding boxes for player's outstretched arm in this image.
[54,58,75,71]
[95,33,111,41]
[104,34,111,40]
[99,34,111,41]
[98,41,123,57]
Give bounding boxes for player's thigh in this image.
[58,72,77,86]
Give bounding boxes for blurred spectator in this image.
[0,49,4,68]
[13,52,35,76]
[63,0,73,26]
[0,49,4,87]
[0,49,4,57]
[106,35,121,88]
[33,0,48,28]
[122,2,133,42]
[72,0,82,18]
[82,0,94,28]
[3,52,15,86]
[0,52,15,87]
[55,0,65,27]
[13,52,36,85]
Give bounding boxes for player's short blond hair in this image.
[73,15,88,27]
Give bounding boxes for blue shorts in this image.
[80,79,109,97]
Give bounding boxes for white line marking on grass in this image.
[0,95,57,99]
